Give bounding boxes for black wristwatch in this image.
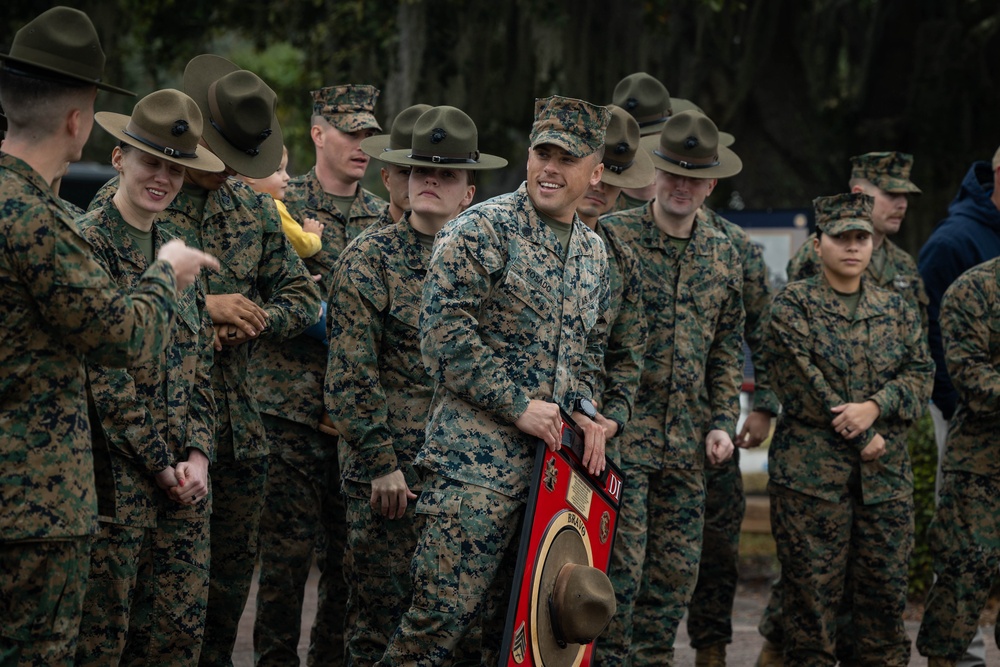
[573,397,598,420]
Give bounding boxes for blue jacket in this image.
[918,161,1000,418]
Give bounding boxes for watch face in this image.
[578,398,597,419]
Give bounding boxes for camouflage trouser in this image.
[0,537,90,667]
[375,472,522,667]
[687,450,744,649]
[599,467,706,667]
[199,453,269,667]
[77,500,211,667]
[308,448,349,667]
[254,415,342,667]
[342,483,424,667]
[917,471,1000,660]
[770,483,913,667]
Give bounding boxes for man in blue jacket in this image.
[916,144,1000,667]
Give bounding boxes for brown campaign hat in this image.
[600,105,654,189]
[850,152,921,194]
[612,72,672,136]
[381,105,507,171]
[95,89,224,173]
[669,97,736,147]
[814,192,875,236]
[0,6,133,95]
[360,103,433,159]
[183,54,283,178]
[531,513,616,667]
[647,110,742,180]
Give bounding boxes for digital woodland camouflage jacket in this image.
[79,203,215,527]
[765,276,933,504]
[92,177,320,459]
[415,183,609,500]
[1,154,178,539]
[252,170,387,430]
[603,201,745,471]
[939,257,1000,476]
[325,216,433,491]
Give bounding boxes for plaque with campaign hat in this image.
[501,410,624,667]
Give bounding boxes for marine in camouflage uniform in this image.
[760,152,926,664]
[326,106,506,667]
[785,152,927,330]
[764,194,932,666]
[74,90,223,667]
[916,257,1000,664]
[94,57,321,666]
[251,84,385,667]
[686,205,776,664]
[0,9,185,665]
[598,111,745,667]
[576,104,650,462]
[375,96,611,667]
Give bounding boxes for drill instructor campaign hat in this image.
[360,103,433,160]
[669,97,736,147]
[0,6,134,95]
[612,72,672,136]
[647,110,742,180]
[95,89,225,173]
[183,54,283,179]
[381,106,508,170]
[600,105,654,189]
[531,512,616,667]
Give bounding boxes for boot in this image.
[694,643,726,667]
[756,639,784,667]
[927,658,958,667]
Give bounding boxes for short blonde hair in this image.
[993,144,1000,170]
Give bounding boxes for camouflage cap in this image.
[813,192,874,236]
[529,95,611,158]
[612,72,671,136]
[311,84,381,133]
[849,151,921,194]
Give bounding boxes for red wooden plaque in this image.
[499,411,625,667]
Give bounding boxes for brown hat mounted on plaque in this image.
[531,513,616,667]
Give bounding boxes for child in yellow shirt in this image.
[241,145,324,258]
